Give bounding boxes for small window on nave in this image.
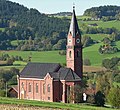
[43,83,45,94]
[28,83,31,92]
[21,82,24,88]
[36,83,38,93]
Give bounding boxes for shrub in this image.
[87,95,95,104]
[83,58,91,66]
[95,91,105,106]
[0,90,6,97]
[107,86,120,108]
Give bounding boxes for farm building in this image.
[17,6,83,103]
[9,85,18,98]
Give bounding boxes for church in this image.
[17,6,83,103]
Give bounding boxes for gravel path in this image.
[0,104,61,110]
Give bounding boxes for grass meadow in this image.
[1,40,120,70]
[85,34,109,41]
[0,28,5,32]
[78,20,120,31]
[2,18,120,69]
[0,97,117,110]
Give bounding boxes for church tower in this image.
[66,6,83,78]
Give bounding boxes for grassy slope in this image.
[0,97,116,110]
[1,40,120,70]
[79,20,120,31]
[85,34,109,41]
[83,41,120,66]
[3,17,120,68]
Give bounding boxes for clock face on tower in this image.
[68,39,72,43]
[76,38,80,43]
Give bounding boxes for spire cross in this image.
[73,3,75,10]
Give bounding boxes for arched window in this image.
[36,83,38,93]
[43,83,45,94]
[28,83,31,92]
[77,50,80,57]
[47,84,50,92]
[69,51,72,58]
[21,82,24,88]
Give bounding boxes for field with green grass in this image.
[83,41,120,66]
[78,20,120,31]
[1,40,120,70]
[85,34,109,41]
[0,28,5,32]
[0,51,66,70]
[2,17,120,70]
[0,97,117,110]
[57,16,120,31]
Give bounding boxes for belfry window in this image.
[77,50,80,57]
[69,51,72,58]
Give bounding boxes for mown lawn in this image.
[0,97,117,110]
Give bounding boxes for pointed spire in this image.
[69,5,80,37]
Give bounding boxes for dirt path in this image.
[0,104,61,110]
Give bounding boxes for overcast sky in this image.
[10,0,120,15]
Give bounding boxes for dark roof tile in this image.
[20,62,61,78]
[58,68,81,81]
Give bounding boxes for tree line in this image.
[83,5,120,20]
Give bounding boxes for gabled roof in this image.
[69,6,80,38]
[9,85,18,92]
[20,62,61,79]
[58,67,81,81]
[20,63,81,81]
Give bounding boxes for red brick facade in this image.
[18,6,82,103]
[18,73,81,103]
[66,8,83,78]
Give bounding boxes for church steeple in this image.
[66,6,83,78]
[69,6,80,38]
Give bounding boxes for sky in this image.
[10,0,120,15]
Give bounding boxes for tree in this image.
[87,95,95,104]
[107,86,120,108]
[96,73,112,97]
[95,91,105,106]
[68,84,84,103]
[83,58,91,66]
[102,57,120,70]
[82,35,94,47]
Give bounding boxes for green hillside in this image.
[1,40,120,70]
[83,41,120,66]
[78,20,120,31]
[85,34,109,41]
